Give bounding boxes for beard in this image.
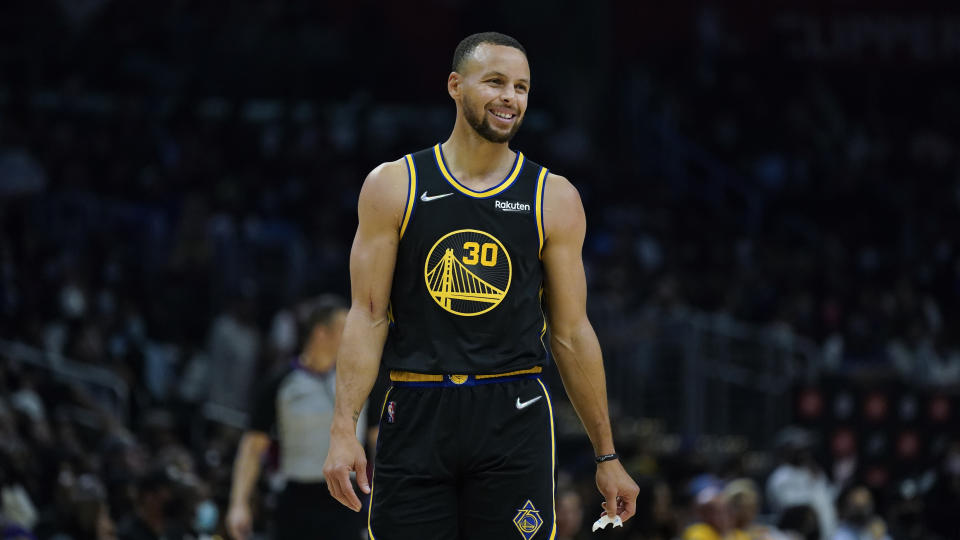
[462,94,523,143]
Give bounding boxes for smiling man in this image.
[323,32,638,539]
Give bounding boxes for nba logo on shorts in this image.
[386,401,396,423]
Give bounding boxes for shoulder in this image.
[358,157,411,223]
[542,172,585,239]
[362,158,409,197]
[543,173,583,207]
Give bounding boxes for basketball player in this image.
[323,32,639,539]
[227,296,366,540]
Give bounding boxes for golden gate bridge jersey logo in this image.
[423,229,512,316]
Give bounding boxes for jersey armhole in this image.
[535,166,548,258]
[399,154,418,239]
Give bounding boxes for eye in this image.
[487,78,503,86]
[515,84,529,94]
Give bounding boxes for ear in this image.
[447,72,462,100]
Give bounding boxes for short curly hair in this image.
[452,32,527,72]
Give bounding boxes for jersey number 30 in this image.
[462,242,498,267]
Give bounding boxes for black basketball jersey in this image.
[382,143,549,374]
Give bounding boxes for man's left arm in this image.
[541,173,639,522]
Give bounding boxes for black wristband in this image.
[595,453,619,464]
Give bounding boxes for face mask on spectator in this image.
[193,499,218,532]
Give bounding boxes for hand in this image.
[226,502,252,540]
[323,430,369,512]
[596,459,639,523]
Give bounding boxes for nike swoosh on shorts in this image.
[516,396,543,410]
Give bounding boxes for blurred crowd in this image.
[3,1,960,539]
[642,54,960,383]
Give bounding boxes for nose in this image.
[501,85,516,103]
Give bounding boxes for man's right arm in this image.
[323,159,407,512]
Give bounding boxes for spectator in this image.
[114,467,199,540]
[778,505,821,540]
[682,486,730,540]
[724,478,788,540]
[766,427,837,538]
[555,487,588,540]
[0,484,37,540]
[633,478,678,540]
[206,287,262,415]
[833,485,890,540]
[47,474,116,540]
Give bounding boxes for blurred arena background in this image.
[2,1,960,539]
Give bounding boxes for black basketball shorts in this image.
[368,370,556,540]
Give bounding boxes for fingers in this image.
[356,456,370,494]
[323,438,369,512]
[327,466,363,512]
[341,470,364,511]
[619,492,637,522]
[325,471,343,505]
[596,462,640,523]
[599,491,639,523]
[602,489,619,518]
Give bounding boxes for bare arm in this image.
[541,173,639,522]
[226,431,271,539]
[323,159,407,511]
[542,174,613,455]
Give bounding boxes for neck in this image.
[443,115,515,181]
[300,347,334,373]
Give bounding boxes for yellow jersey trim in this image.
[433,144,524,199]
[536,378,558,539]
[399,154,417,239]
[538,286,547,339]
[390,371,443,383]
[535,167,548,258]
[475,366,542,379]
[367,386,394,540]
[389,366,542,383]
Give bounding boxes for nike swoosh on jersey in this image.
[420,191,453,202]
[515,396,543,410]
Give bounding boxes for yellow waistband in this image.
[389,366,542,383]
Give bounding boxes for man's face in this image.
[455,43,530,143]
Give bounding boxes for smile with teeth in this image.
[489,109,516,121]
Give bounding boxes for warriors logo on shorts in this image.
[512,500,543,540]
[424,229,512,316]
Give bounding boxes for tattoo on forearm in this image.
[353,409,361,425]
